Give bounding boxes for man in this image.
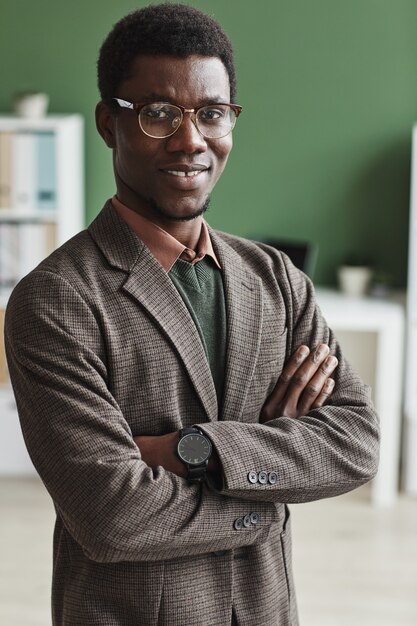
[5,4,379,626]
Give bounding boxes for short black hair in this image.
[97,3,236,103]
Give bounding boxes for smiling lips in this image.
[161,164,209,178]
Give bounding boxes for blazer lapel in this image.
[123,252,219,422]
[89,202,218,422]
[210,231,264,422]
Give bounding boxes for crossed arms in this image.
[135,343,339,481]
[4,259,379,563]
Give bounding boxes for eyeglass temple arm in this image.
[112,98,134,109]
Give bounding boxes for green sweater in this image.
[169,257,227,407]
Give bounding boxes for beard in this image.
[147,196,211,222]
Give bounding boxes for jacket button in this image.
[250,512,260,525]
[268,471,278,485]
[243,514,252,528]
[234,517,244,531]
[248,470,258,484]
[258,470,268,484]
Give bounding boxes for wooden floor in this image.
[1,478,416,625]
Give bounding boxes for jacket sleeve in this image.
[199,252,380,504]
[4,270,279,563]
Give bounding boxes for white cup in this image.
[14,92,49,118]
[337,265,373,298]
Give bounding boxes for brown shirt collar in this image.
[111,195,221,272]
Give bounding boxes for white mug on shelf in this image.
[13,92,49,118]
[337,265,373,298]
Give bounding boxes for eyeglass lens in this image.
[138,103,236,139]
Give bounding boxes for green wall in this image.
[1,0,415,286]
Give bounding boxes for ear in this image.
[95,101,117,148]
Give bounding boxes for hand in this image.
[259,343,337,423]
[134,432,221,480]
[134,431,187,478]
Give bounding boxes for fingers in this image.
[284,343,331,410]
[297,353,338,415]
[260,343,338,423]
[311,377,335,409]
[272,345,310,401]
[260,345,310,423]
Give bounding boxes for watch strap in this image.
[187,461,209,484]
[179,426,202,437]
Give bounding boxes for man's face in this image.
[108,54,233,222]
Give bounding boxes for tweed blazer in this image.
[5,201,379,626]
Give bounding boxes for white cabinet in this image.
[0,115,84,474]
[316,288,405,507]
[404,124,417,495]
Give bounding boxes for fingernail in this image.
[299,346,310,357]
[326,355,338,368]
[314,344,329,362]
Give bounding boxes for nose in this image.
[166,112,207,154]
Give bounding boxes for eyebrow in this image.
[132,93,230,106]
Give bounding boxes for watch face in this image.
[178,433,212,466]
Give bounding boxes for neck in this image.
[115,192,203,250]
[156,217,203,250]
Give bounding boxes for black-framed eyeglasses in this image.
[112,98,242,139]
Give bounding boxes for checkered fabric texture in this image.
[5,201,379,626]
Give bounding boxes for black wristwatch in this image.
[177,426,212,484]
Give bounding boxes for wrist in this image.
[134,432,186,478]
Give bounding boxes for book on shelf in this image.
[0,307,7,386]
[0,132,12,208]
[0,222,56,290]
[11,132,37,210]
[18,222,55,276]
[37,131,56,210]
[0,130,57,212]
[0,223,19,288]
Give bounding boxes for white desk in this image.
[316,288,405,508]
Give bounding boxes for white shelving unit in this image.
[0,114,84,474]
[404,124,417,496]
[316,288,405,508]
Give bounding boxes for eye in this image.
[199,107,226,121]
[148,110,165,119]
[142,104,175,121]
